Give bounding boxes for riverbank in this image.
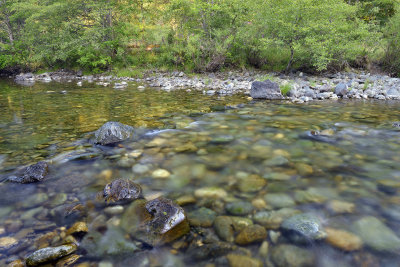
[11,69,400,102]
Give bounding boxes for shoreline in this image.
[7,69,400,102]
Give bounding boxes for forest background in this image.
[1,0,400,76]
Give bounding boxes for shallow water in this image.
[1,79,400,266]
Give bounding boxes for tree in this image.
[252,0,374,72]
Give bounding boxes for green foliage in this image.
[0,0,399,75]
[280,83,292,96]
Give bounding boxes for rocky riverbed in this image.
[13,69,400,102]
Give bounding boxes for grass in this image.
[112,67,145,78]
[363,78,371,91]
[280,83,292,96]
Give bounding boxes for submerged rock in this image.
[226,201,254,216]
[214,216,253,242]
[25,244,77,266]
[352,216,400,253]
[81,226,139,257]
[235,224,267,245]
[93,121,135,145]
[187,207,217,227]
[121,198,189,246]
[325,227,362,251]
[250,80,283,100]
[393,121,400,128]
[8,161,48,183]
[226,254,263,267]
[271,244,315,267]
[103,179,143,203]
[281,213,326,244]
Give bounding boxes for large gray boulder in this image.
[250,80,283,99]
[93,121,135,145]
[334,83,348,97]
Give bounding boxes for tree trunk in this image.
[285,44,294,74]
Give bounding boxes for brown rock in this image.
[235,225,267,245]
[66,222,88,236]
[327,200,355,214]
[226,254,262,267]
[325,227,362,251]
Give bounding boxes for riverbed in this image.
[0,79,400,266]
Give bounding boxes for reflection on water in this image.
[0,79,400,266]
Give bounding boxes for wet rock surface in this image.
[8,161,48,183]
[271,244,315,267]
[281,213,326,244]
[102,179,143,203]
[352,216,400,253]
[93,121,135,145]
[25,244,77,266]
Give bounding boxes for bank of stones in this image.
[13,70,400,101]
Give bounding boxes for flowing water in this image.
[0,79,400,266]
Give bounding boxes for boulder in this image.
[250,80,283,99]
[8,161,48,183]
[334,83,348,97]
[93,121,135,145]
[102,179,143,203]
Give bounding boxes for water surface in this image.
[0,80,400,266]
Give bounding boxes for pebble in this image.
[271,244,314,267]
[104,205,124,216]
[235,224,267,245]
[0,237,18,250]
[152,169,171,179]
[194,187,227,199]
[352,216,400,253]
[226,254,262,267]
[26,244,77,266]
[326,200,355,214]
[281,213,326,244]
[226,201,254,216]
[187,207,217,227]
[264,193,295,209]
[325,227,362,251]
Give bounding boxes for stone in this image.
[235,224,267,245]
[25,244,77,266]
[8,259,25,267]
[226,254,262,267]
[325,227,362,251]
[226,201,254,216]
[121,198,189,246]
[55,254,81,267]
[152,169,171,179]
[93,121,134,145]
[387,88,400,98]
[334,83,348,97]
[194,187,227,199]
[81,226,139,257]
[187,207,217,227]
[264,193,295,209]
[294,163,313,176]
[104,205,124,216]
[237,175,267,193]
[0,237,18,251]
[352,216,400,253]
[253,208,301,229]
[281,213,326,244]
[377,179,400,195]
[326,200,355,214]
[102,179,142,203]
[271,244,315,267]
[8,161,48,183]
[66,222,88,237]
[214,216,253,242]
[393,121,400,128]
[250,80,283,100]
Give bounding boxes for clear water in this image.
[0,79,400,266]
